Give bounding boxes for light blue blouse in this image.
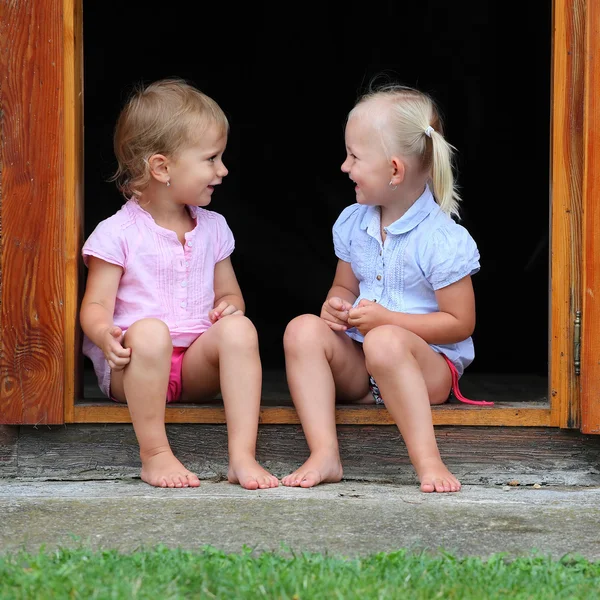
[333,185,480,376]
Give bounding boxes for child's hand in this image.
[321,297,353,331]
[347,299,390,335]
[101,326,131,371]
[209,301,244,323]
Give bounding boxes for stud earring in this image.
[388,180,397,191]
[166,180,171,187]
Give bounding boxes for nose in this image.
[341,157,350,173]
[219,161,229,177]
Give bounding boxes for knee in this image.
[363,325,413,372]
[215,314,258,349]
[124,318,172,360]
[283,314,327,353]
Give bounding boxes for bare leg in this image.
[181,315,278,490]
[281,314,370,487]
[363,325,459,493]
[111,319,201,489]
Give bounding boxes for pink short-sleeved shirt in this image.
[81,199,235,397]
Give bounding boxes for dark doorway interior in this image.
[82,1,551,393]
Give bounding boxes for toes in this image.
[187,473,201,487]
[420,477,461,493]
[420,480,435,493]
[242,478,259,490]
[282,473,301,487]
[299,471,321,488]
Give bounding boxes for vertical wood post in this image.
[581,0,600,434]
[0,1,66,424]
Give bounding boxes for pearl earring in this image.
[166,180,171,187]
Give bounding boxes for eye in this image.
[208,155,217,163]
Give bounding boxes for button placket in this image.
[179,239,193,313]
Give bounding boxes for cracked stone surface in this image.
[1,479,600,559]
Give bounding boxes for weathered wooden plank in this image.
[63,0,85,423]
[70,403,552,427]
[77,368,550,426]
[550,0,585,428]
[10,424,600,486]
[0,425,18,477]
[0,1,66,424]
[581,0,600,434]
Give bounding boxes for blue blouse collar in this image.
[360,184,441,236]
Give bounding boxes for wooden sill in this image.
[70,401,551,426]
[72,369,551,426]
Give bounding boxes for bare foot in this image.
[140,450,201,489]
[227,456,279,490]
[415,459,461,493]
[281,451,343,488]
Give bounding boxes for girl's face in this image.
[167,124,229,207]
[341,115,391,206]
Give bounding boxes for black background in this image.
[83,1,551,374]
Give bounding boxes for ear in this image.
[390,156,405,186]
[148,153,170,184]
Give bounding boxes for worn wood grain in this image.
[70,403,552,427]
[0,425,18,476]
[63,0,84,423]
[0,1,66,424]
[8,424,600,486]
[550,0,585,429]
[77,368,550,425]
[581,0,600,434]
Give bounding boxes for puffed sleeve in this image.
[332,204,362,262]
[82,218,127,269]
[212,211,235,263]
[420,223,480,290]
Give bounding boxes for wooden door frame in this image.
[0,0,594,429]
[581,0,600,434]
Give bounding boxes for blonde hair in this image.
[110,77,229,199]
[350,81,461,218]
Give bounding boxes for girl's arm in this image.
[321,260,359,331]
[348,275,476,345]
[80,257,131,369]
[210,257,245,320]
[326,259,359,306]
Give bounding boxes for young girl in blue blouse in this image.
[282,81,487,493]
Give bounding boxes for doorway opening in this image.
[80,1,551,412]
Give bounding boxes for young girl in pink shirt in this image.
[80,78,279,490]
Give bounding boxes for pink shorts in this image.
[110,346,186,404]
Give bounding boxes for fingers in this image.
[106,344,131,370]
[103,327,131,370]
[210,304,243,321]
[108,358,130,371]
[109,326,124,342]
[107,355,130,370]
[328,297,353,312]
[219,305,240,317]
[325,320,348,332]
[324,298,351,324]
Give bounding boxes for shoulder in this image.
[84,204,134,244]
[418,213,480,288]
[192,207,232,231]
[421,210,478,249]
[333,203,367,230]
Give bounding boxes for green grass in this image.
[1,545,599,599]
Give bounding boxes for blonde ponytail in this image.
[428,128,461,218]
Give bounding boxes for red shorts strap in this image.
[441,354,494,406]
